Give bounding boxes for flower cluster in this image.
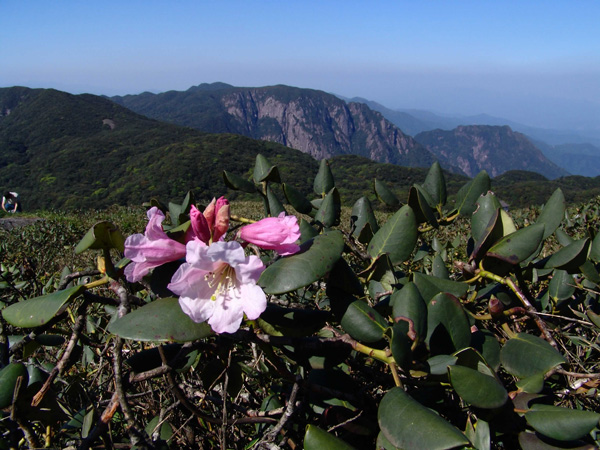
[124,197,301,333]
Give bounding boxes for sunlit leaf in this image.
[222,170,256,193]
[283,183,312,214]
[367,205,417,265]
[314,188,341,228]
[108,297,213,342]
[536,188,566,240]
[75,221,125,254]
[351,196,379,240]
[408,185,438,228]
[391,282,427,343]
[426,293,471,353]
[253,154,280,183]
[0,363,28,409]
[2,285,86,328]
[259,231,344,294]
[485,223,545,266]
[542,238,590,273]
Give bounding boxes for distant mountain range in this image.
[112,83,569,179]
[349,96,600,177]
[2,85,600,211]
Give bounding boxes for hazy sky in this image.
[1,1,599,131]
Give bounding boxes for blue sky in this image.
[1,1,598,130]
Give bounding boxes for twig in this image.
[32,303,88,406]
[257,375,302,447]
[78,391,119,450]
[58,269,100,290]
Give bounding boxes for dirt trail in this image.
[0,217,42,231]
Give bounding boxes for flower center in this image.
[205,263,237,301]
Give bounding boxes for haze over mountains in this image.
[1,83,600,211]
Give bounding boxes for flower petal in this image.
[240,283,267,320]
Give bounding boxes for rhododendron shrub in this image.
[1,155,599,449]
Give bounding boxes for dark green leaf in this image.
[351,197,379,240]
[536,188,566,240]
[2,285,86,328]
[426,293,471,353]
[543,238,590,273]
[304,424,356,450]
[374,179,400,207]
[314,188,341,228]
[378,387,470,450]
[471,192,502,243]
[0,363,28,409]
[340,300,388,343]
[391,321,412,368]
[525,404,600,442]
[266,184,286,216]
[391,282,427,343]
[486,223,545,266]
[413,272,468,304]
[500,333,565,379]
[258,305,331,337]
[548,270,575,306]
[259,231,344,294]
[283,183,313,214]
[253,154,280,183]
[448,365,508,409]
[408,185,438,228]
[454,171,491,216]
[518,431,596,450]
[108,297,213,342]
[314,159,335,197]
[421,161,447,208]
[222,171,256,193]
[367,205,418,265]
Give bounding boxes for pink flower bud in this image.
[239,212,301,255]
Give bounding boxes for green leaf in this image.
[108,297,213,342]
[314,188,341,228]
[299,218,319,243]
[378,387,470,450]
[485,223,545,266]
[589,229,600,263]
[516,373,545,394]
[448,365,508,409]
[536,188,566,240]
[426,293,471,353]
[2,284,86,328]
[471,192,502,243]
[518,431,596,450]
[547,270,576,306]
[351,197,379,240]
[454,170,491,216]
[341,300,388,343]
[413,272,468,304]
[470,208,505,263]
[543,238,590,273]
[314,159,335,197]
[421,161,447,208]
[304,425,356,450]
[391,282,427,343]
[283,183,313,214]
[367,205,418,265]
[432,253,449,279]
[259,231,344,294]
[253,154,280,184]
[408,185,438,228]
[145,415,174,442]
[525,404,600,442]
[266,184,286,216]
[500,333,566,379]
[75,221,125,254]
[374,179,400,207]
[0,363,28,409]
[222,170,256,193]
[427,354,458,375]
[391,321,412,368]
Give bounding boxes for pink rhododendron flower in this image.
[238,212,301,255]
[124,207,186,282]
[168,240,266,334]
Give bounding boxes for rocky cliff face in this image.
[112,84,436,168]
[415,125,569,179]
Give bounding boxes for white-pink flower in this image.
[238,212,301,256]
[124,207,186,282]
[167,240,267,334]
